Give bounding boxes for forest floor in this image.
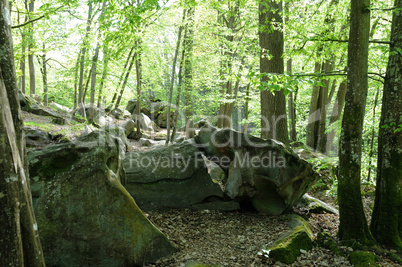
[23,108,401,267]
[143,193,400,267]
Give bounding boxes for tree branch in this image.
[296,38,392,50]
[11,6,64,29]
[46,58,67,69]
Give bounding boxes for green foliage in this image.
[348,251,379,267]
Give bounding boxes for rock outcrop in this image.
[263,214,314,264]
[195,124,319,215]
[28,131,176,266]
[124,140,239,211]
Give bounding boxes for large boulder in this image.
[28,131,176,266]
[133,112,158,131]
[73,105,113,125]
[24,126,52,147]
[194,124,319,215]
[124,140,239,211]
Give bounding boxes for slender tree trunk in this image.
[87,0,105,120]
[110,47,135,107]
[77,2,93,119]
[306,61,321,148]
[20,25,27,94]
[171,44,186,141]
[217,3,240,128]
[98,45,109,108]
[88,42,100,122]
[317,60,333,153]
[73,50,81,109]
[371,0,402,252]
[166,10,185,145]
[366,86,380,182]
[242,82,250,134]
[184,7,195,139]
[41,43,48,106]
[325,80,347,153]
[135,39,142,136]
[287,59,297,142]
[259,0,289,145]
[115,48,136,109]
[337,0,375,245]
[27,0,35,95]
[0,1,45,263]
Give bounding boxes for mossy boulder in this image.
[348,251,379,267]
[266,215,314,264]
[195,124,319,215]
[124,140,239,211]
[28,131,176,266]
[316,230,341,254]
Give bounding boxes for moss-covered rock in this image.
[267,215,314,264]
[28,131,176,266]
[184,261,221,267]
[348,251,379,266]
[316,230,341,254]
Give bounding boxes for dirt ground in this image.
[23,109,401,267]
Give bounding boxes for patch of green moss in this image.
[28,147,80,181]
[268,224,313,264]
[316,231,341,255]
[348,251,379,267]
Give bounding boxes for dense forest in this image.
[1,0,401,265]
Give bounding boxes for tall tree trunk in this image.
[135,39,142,137]
[27,0,35,95]
[306,61,321,148]
[41,43,48,106]
[287,59,297,142]
[324,80,347,153]
[217,2,240,128]
[98,45,109,108]
[77,2,93,119]
[242,82,250,134]
[171,42,186,141]
[166,9,185,145]
[73,50,81,109]
[337,0,375,245]
[20,27,26,94]
[110,47,135,107]
[371,0,402,252]
[366,86,380,182]
[0,1,45,263]
[88,0,106,121]
[316,60,334,152]
[88,42,100,123]
[259,0,289,145]
[184,7,195,139]
[114,49,136,110]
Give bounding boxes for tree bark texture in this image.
[98,45,109,108]
[184,7,195,139]
[166,10,185,144]
[27,0,35,95]
[325,80,347,153]
[0,1,45,264]
[337,0,375,245]
[110,47,135,106]
[370,0,402,252]
[77,2,93,118]
[259,0,289,145]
